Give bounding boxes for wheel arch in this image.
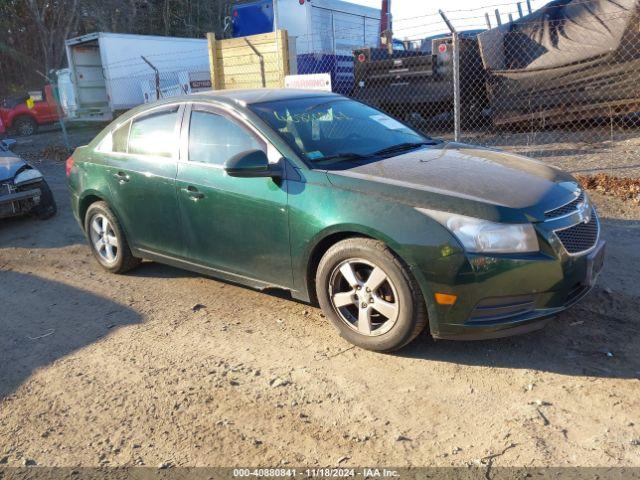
[12,112,38,125]
[304,224,416,305]
[78,192,105,229]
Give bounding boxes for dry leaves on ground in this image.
[576,173,640,204]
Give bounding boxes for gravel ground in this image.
[1,127,639,468]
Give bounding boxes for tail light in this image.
[65,156,74,177]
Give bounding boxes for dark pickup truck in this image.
[352,32,488,130]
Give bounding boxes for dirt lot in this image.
[1,127,639,469]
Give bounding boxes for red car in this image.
[0,85,60,136]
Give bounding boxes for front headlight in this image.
[417,208,539,254]
[14,168,43,186]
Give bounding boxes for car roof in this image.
[135,89,341,113]
[116,88,343,125]
[190,88,341,105]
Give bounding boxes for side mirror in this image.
[1,139,17,151]
[224,149,280,178]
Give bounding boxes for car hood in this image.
[324,142,579,222]
[0,152,27,182]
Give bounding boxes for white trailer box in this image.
[65,32,210,122]
[274,0,381,56]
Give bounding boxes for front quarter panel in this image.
[288,167,467,326]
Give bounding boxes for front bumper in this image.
[0,186,41,218]
[433,280,594,340]
[425,237,605,340]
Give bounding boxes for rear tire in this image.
[84,201,141,274]
[13,115,38,136]
[316,238,428,352]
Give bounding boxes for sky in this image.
[348,0,551,39]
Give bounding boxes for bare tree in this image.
[24,0,81,75]
[0,0,232,95]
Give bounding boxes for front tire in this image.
[84,201,141,274]
[316,238,428,352]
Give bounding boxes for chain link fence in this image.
[47,0,640,185]
[286,0,640,181]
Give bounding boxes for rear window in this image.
[96,121,129,154]
[112,122,129,153]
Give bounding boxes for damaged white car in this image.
[0,139,57,220]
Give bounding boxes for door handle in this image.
[182,186,204,201]
[113,171,130,183]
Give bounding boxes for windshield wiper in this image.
[310,141,438,164]
[311,152,367,163]
[371,141,437,157]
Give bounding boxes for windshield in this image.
[249,97,432,164]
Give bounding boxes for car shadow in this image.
[0,271,142,399]
[132,261,199,279]
[123,216,639,380]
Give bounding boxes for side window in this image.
[188,110,264,165]
[128,108,179,158]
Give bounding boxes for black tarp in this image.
[477,0,640,123]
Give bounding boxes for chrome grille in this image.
[545,191,584,219]
[555,208,599,254]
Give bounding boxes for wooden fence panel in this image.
[208,30,290,90]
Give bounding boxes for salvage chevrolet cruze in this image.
[67,89,605,351]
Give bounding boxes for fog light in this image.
[435,293,457,306]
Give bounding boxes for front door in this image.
[176,104,292,288]
[104,104,183,257]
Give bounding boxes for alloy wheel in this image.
[89,214,119,264]
[328,258,399,336]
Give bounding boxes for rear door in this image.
[102,104,184,257]
[175,103,292,287]
[69,43,109,114]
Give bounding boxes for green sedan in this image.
[67,89,605,351]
